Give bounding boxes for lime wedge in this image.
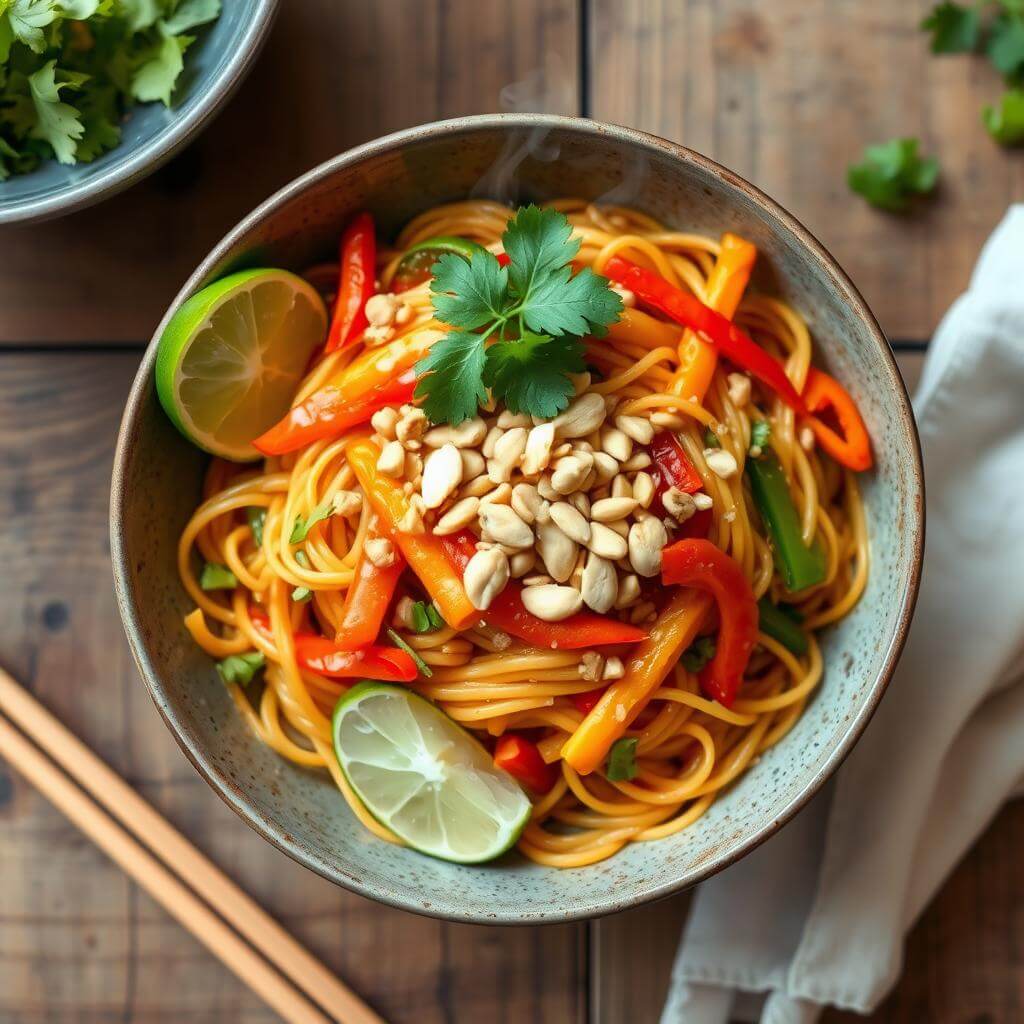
[155,268,327,461]
[332,682,531,864]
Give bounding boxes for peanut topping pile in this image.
[368,376,719,625]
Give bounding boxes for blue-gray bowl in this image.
[0,0,278,226]
[111,115,924,924]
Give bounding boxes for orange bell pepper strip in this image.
[440,530,648,649]
[345,439,478,630]
[674,233,757,402]
[334,527,406,648]
[801,367,873,471]
[661,539,760,707]
[605,306,681,349]
[494,734,556,793]
[324,212,376,354]
[561,588,712,775]
[252,329,441,456]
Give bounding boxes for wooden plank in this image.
[587,0,1024,341]
[0,0,579,346]
[0,351,586,1023]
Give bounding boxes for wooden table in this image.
[2,3,1021,1021]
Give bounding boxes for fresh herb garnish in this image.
[919,3,1024,148]
[606,737,638,782]
[703,428,720,448]
[0,0,221,178]
[847,139,940,212]
[681,635,717,673]
[921,3,982,52]
[289,499,333,544]
[414,205,622,425]
[247,507,266,547]
[292,550,312,602]
[216,650,265,685]
[750,420,772,451]
[983,88,1024,143]
[199,562,237,591]
[409,600,444,633]
[386,628,433,678]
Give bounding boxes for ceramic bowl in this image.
[111,114,923,923]
[0,0,278,226]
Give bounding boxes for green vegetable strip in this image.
[746,451,827,592]
[606,737,639,782]
[391,236,489,292]
[386,628,433,678]
[757,598,809,656]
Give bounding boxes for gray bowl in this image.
[0,0,278,226]
[111,115,924,924]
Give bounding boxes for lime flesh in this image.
[332,683,531,864]
[155,268,327,461]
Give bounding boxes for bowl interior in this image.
[112,117,922,923]
[0,0,275,224]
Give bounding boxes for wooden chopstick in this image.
[0,667,387,1024]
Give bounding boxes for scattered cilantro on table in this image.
[847,138,940,212]
[0,0,221,178]
[414,205,622,425]
[982,87,1024,142]
[919,1,1024,149]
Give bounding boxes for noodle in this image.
[179,200,869,867]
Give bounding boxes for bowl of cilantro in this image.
[0,0,278,225]
[112,114,921,922]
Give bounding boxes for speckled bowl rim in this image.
[111,113,924,925]
[0,0,280,226]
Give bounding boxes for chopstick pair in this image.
[0,665,387,1024]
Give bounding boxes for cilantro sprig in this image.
[847,139,940,212]
[414,206,623,425]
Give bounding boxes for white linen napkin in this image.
[661,205,1024,1024]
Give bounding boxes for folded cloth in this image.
[661,205,1024,1024]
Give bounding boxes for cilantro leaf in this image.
[483,332,586,419]
[988,12,1024,80]
[200,562,237,590]
[130,29,192,106]
[983,88,1024,143]
[27,60,86,164]
[847,138,939,212]
[750,419,772,449]
[430,250,509,330]
[160,0,220,34]
[4,0,60,54]
[681,635,716,673]
[501,204,581,299]
[118,0,161,31]
[704,427,720,448]
[289,499,332,544]
[520,265,623,338]
[216,651,265,685]
[73,82,121,162]
[0,137,20,180]
[414,330,489,426]
[920,3,981,53]
[606,737,638,782]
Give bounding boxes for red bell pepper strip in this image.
[440,531,647,649]
[494,734,556,793]
[253,368,416,456]
[603,256,806,413]
[650,430,703,495]
[801,367,873,471]
[660,539,759,707]
[247,608,417,681]
[325,212,376,353]
[496,252,511,267]
[334,531,406,649]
